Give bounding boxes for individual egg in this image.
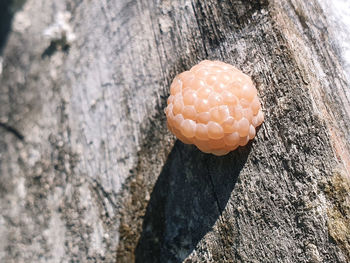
[165,60,264,156]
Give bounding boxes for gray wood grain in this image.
[0,0,349,262]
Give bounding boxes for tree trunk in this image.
[0,0,349,262]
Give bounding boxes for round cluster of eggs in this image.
[165,60,264,156]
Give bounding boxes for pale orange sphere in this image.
[165,60,264,156]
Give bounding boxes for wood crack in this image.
[0,122,24,140]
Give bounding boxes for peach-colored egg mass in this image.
[165,60,264,156]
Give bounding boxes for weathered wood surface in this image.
[0,0,350,262]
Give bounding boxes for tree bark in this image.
[0,0,349,262]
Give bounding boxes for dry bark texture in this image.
[0,0,349,262]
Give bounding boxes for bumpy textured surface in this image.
[165,60,264,156]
